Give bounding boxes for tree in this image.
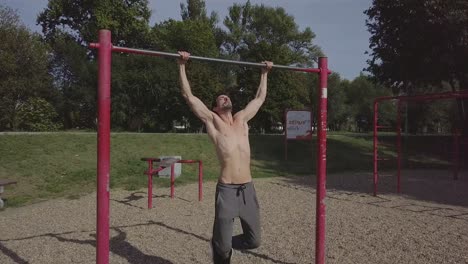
[37,0,153,130]
[48,33,97,129]
[327,73,349,131]
[148,0,225,132]
[0,5,54,130]
[222,1,323,132]
[37,0,151,47]
[344,74,393,132]
[365,0,468,131]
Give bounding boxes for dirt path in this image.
[1,170,467,263]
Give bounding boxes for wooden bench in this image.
[141,157,203,209]
[0,179,17,208]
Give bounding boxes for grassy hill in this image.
[0,132,453,207]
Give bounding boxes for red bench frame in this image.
[141,158,203,209]
[0,179,17,208]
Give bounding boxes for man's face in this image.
[214,95,232,113]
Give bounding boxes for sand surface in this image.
[1,169,467,264]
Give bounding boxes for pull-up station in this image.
[373,90,468,196]
[89,29,331,264]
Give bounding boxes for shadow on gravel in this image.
[276,169,468,208]
[111,191,191,210]
[0,242,29,264]
[1,220,297,264]
[46,227,173,264]
[151,221,297,264]
[111,191,147,209]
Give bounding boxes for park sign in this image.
[286,110,313,140]
[284,109,313,160]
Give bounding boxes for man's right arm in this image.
[178,51,214,124]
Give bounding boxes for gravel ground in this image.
[1,169,467,264]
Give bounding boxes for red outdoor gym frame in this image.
[141,157,203,209]
[373,90,468,196]
[90,29,331,264]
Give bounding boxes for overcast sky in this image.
[2,0,372,80]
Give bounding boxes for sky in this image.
[2,0,372,80]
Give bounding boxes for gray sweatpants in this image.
[212,182,261,259]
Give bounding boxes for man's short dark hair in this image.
[212,91,229,109]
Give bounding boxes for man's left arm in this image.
[236,61,273,122]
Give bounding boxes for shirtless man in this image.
[177,51,273,264]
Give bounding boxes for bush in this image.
[16,98,61,131]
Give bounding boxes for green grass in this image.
[0,132,454,207]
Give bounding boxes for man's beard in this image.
[221,103,232,111]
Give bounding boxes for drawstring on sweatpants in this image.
[236,185,246,205]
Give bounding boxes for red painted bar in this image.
[198,161,203,201]
[396,101,402,193]
[315,57,328,264]
[373,101,379,196]
[375,91,468,102]
[147,160,153,209]
[170,164,175,198]
[96,29,112,264]
[453,130,460,180]
[284,110,288,161]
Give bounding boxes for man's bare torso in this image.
[205,114,252,184]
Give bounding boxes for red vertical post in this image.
[453,129,460,180]
[396,100,402,192]
[315,57,328,264]
[170,164,175,198]
[96,29,112,264]
[284,110,288,161]
[373,101,379,196]
[198,161,203,201]
[148,160,153,209]
[285,139,288,160]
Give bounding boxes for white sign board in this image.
[286,110,312,140]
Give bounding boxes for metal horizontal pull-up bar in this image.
[89,43,322,73]
[91,29,330,264]
[375,90,468,102]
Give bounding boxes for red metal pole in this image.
[148,160,153,209]
[373,101,379,196]
[285,139,288,161]
[198,161,203,201]
[96,29,112,264]
[315,57,328,264]
[284,110,288,160]
[170,164,175,198]
[453,130,460,180]
[374,91,468,103]
[397,100,402,192]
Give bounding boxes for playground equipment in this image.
[373,91,468,196]
[0,179,17,208]
[141,157,203,209]
[90,29,330,264]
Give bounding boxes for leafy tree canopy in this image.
[365,0,468,92]
[0,4,53,130]
[37,0,151,46]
